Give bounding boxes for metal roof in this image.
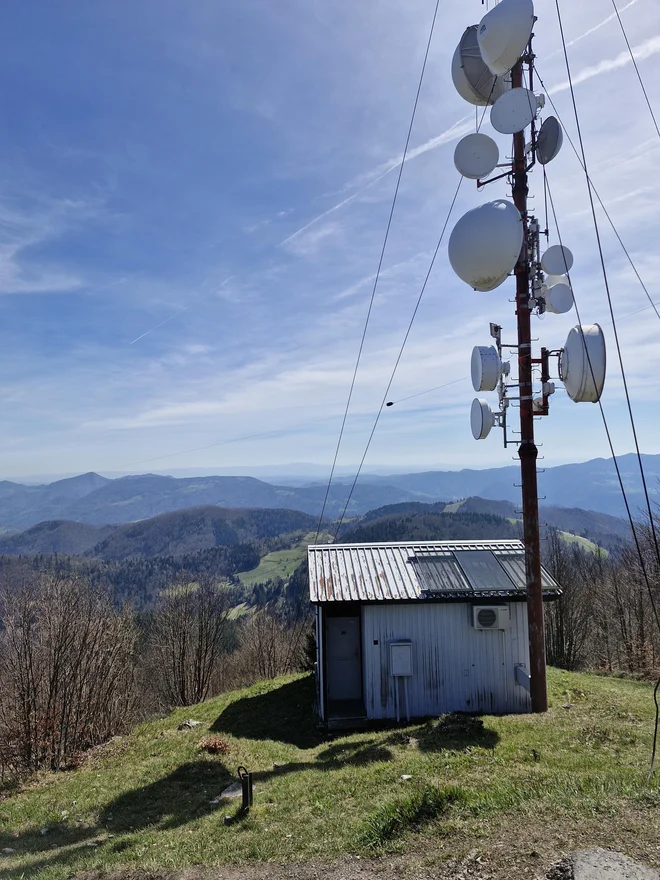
[308,540,560,603]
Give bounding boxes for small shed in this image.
[308,539,560,729]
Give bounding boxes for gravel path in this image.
[78,849,660,880]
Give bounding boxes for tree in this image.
[544,531,601,671]
[151,575,231,706]
[0,572,137,775]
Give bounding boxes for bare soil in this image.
[77,806,660,880]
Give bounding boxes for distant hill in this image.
[0,472,418,529]
[341,509,520,544]
[0,453,655,531]
[0,520,115,556]
[88,506,317,561]
[356,453,660,518]
[456,497,629,551]
[344,496,629,552]
[0,472,111,529]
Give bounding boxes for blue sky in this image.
[1,0,660,481]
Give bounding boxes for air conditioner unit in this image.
[473,605,509,630]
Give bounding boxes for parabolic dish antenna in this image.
[536,116,563,165]
[454,133,499,180]
[448,199,523,291]
[477,0,535,76]
[451,25,512,106]
[490,88,537,134]
[471,345,501,392]
[560,324,606,402]
[541,244,573,275]
[471,398,495,440]
[545,282,573,315]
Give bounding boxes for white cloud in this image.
[0,197,99,295]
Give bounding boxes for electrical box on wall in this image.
[389,640,413,677]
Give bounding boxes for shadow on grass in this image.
[211,677,500,755]
[98,759,233,832]
[0,759,233,880]
[408,713,500,752]
[211,675,323,749]
[316,739,393,766]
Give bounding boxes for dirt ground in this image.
[77,809,660,880]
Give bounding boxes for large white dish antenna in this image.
[545,282,573,314]
[471,398,495,440]
[541,244,573,275]
[477,0,535,76]
[451,25,512,106]
[537,116,563,165]
[448,200,523,291]
[560,324,606,402]
[490,88,537,134]
[471,345,501,392]
[454,133,499,180]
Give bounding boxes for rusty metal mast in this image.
[511,56,548,713]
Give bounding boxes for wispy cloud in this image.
[0,196,101,295]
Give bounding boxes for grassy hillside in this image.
[558,530,605,555]
[1,670,659,879]
[237,532,316,586]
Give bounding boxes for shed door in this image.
[326,616,362,701]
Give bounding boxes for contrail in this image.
[545,0,641,59]
[129,305,193,345]
[549,34,660,95]
[129,276,233,345]
[278,114,473,249]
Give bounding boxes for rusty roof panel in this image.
[308,540,559,602]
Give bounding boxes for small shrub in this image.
[198,735,230,755]
[358,784,467,849]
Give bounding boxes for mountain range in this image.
[0,452,655,531]
[0,496,629,560]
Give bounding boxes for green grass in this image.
[237,532,322,587]
[558,530,606,555]
[442,501,465,514]
[1,669,659,879]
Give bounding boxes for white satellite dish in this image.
[537,116,563,165]
[451,25,512,106]
[454,133,499,180]
[471,345,501,392]
[545,272,567,288]
[560,324,606,402]
[448,199,523,291]
[541,244,573,275]
[490,88,537,134]
[545,282,573,315]
[477,0,535,76]
[471,398,495,440]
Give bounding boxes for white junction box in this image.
[389,640,413,677]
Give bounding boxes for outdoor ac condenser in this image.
[472,605,510,630]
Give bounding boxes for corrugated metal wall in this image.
[361,602,531,717]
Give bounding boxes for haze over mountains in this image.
[0,453,656,531]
